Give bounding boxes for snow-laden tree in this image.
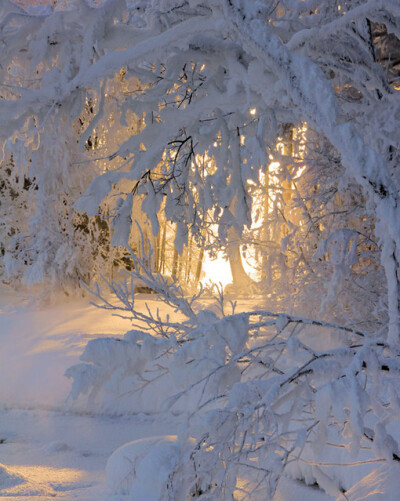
[0,1,138,289]
[2,0,399,497]
[0,0,398,330]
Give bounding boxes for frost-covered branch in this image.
[67,283,400,497]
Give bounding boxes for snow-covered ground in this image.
[0,285,180,498]
[0,409,178,499]
[0,284,397,500]
[0,286,132,409]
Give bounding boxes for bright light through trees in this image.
[1,0,400,498]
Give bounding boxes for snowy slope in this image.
[0,285,133,409]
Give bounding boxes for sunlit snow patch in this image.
[0,463,86,497]
[0,463,24,490]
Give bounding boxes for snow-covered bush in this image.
[106,436,202,499]
[66,247,400,499]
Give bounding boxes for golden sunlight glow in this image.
[163,122,308,289]
[201,252,233,288]
[249,108,257,115]
[266,160,281,212]
[197,123,308,287]
[0,464,85,497]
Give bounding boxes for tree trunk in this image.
[227,227,255,289]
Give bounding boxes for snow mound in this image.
[275,476,332,501]
[106,435,191,499]
[339,465,400,501]
[0,463,25,489]
[42,440,70,453]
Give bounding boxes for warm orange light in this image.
[201,252,232,288]
[0,464,85,497]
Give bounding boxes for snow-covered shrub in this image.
[65,248,238,413]
[67,249,400,499]
[106,436,206,500]
[70,308,400,498]
[66,329,176,414]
